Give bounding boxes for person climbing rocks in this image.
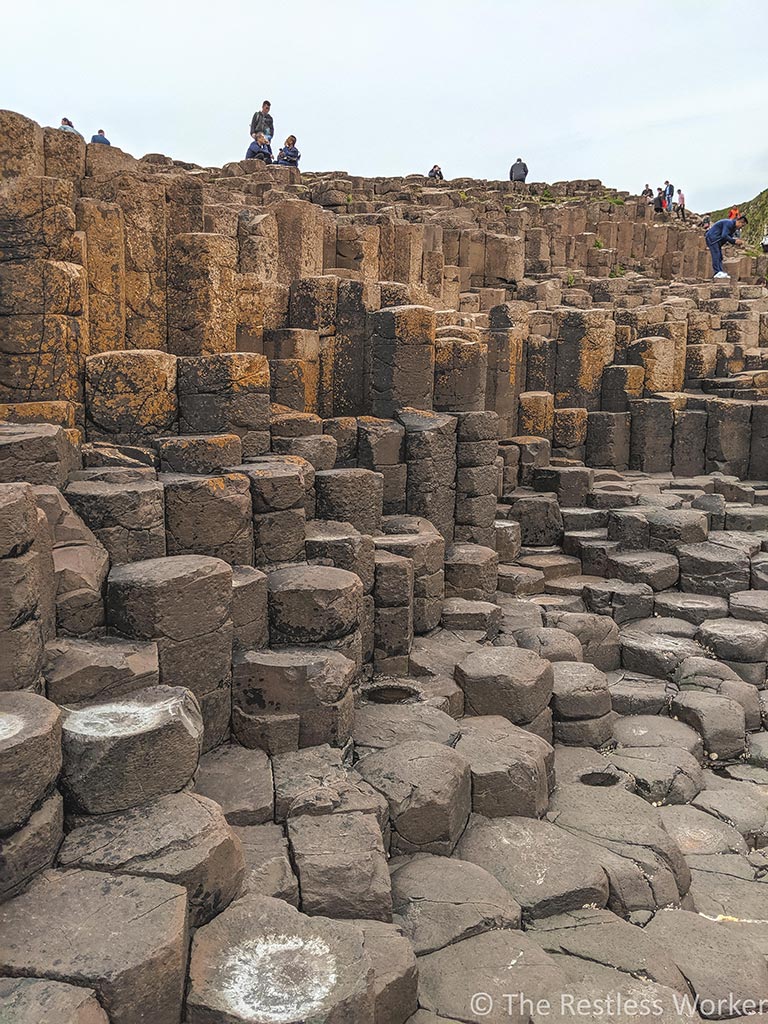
[245,133,273,163]
[250,101,274,142]
[705,213,747,279]
[675,189,686,221]
[428,165,444,180]
[510,157,528,183]
[90,129,110,145]
[276,136,300,167]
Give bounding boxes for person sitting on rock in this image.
[90,129,110,145]
[510,157,528,182]
[705,213,747,279]
[245,133,273,163]
[641,183,653,200]
[653,188,665,214]
[276,136,300,167]
[59,117,81,136]
[428,164,444,180]
[250,101,274,143]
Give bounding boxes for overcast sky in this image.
[3,0,766,212]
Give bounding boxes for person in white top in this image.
[58,117,82,137]
[676,189,686,222]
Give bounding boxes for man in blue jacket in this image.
[705,214,747,279]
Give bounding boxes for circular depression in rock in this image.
[65,700,172,737]
[365,683,420,704]
[220,934,337,1022]
[0,714,24,743]
[579,770,621,787]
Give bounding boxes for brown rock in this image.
[85,350,178,443]
[233,647,355,749]
[0,868,189,1024]
[234,822,299,905]
[0,789,63,901]
[454,714,550,818]
[60,685,203,814]
[455,646,553,724]
[0,690,61,831]
[57,791,244,927]
[359,919,418,1024]
[357,740,471,855]
[288,810,392,921]
[186,894,375,1023]
[268,564,362,643]
[43,636,159,704]
[390,852,521,954]
[194,742,274,825]
[0,977,109,1024]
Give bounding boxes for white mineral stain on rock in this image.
[0,714,23,743]
[64,699,174,737]
[221,933,338,1023]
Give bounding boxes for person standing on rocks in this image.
[250,101,274,143]
[664,180,674,211]
[90,129,110,145]
[510,157,528,183]
[705,213,747,279]
[675,189,686,221]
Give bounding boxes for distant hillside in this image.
[712,187,768,248]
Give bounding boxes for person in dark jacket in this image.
[245,133,273,163]
[428,165,443,180]
[90,129,110,145]
[653,188,665,214]
[664,180,674,210]
[276,136,300,167]
[641,184,653,200]
[705,214,747,278]
[250,101,274,142]
[510,157,528,182]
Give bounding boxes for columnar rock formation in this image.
[2,108,768,1022]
